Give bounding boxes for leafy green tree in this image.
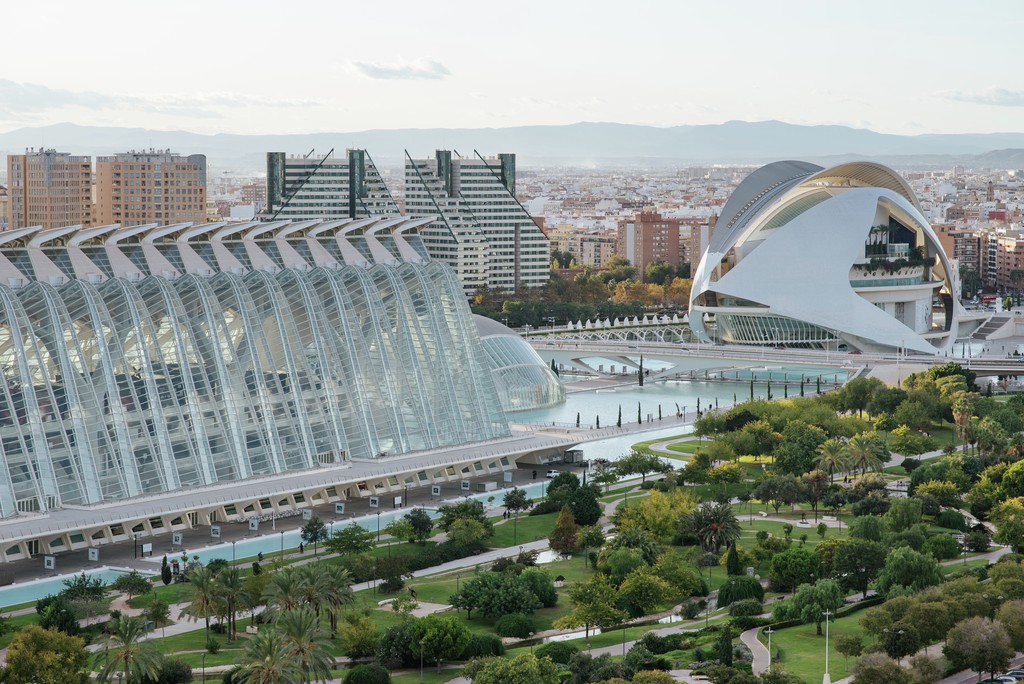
[519,568,558,608]
[875,546,943,597]
[769,547,819,594]
[335,610,380,660]
[383,518,413,544]
[437,499,493,536]
[449,571,541,620]
[884,497,922,533]
[555,575,626,638]
[409,614,472,673]
[93,616,162,684]
[276,605,336,682]
[405,508,434,544]
[834,634,863,671]
[716,575,765,607]
[851,653,910,684]
[300,516,328,555]
[145,599,170,629]
[772,579,843,635]
[833,538,885,599]
[343,663,391,684]
[35,594,79,635]
[326,524,375,556]
[847,432,888,475]
[214,567,247,641]
[644,261,675,286]
[615,450,669,483]
[725,543,741,576]
[996,600,1024,650]
[0,625,89,684]
[503,487,530,516]
[569,486,602,526]
[879,624,919,662]
[753,474,803,514]
[943,616,1012,680]
[815,439,849,483]
[448,518,490,547]
[111,570,152,599]
[463,653,561,684]
[717,626,734,666]
[183,565,217,639]
[579,525,605,568]
[617,568,670,617]
[773,420,828,475]
[160,556,172,586]
[549,505,579,555]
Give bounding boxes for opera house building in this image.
[690,161,958,354]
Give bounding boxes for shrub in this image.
[922,533,961,560]
[206,558,229,574]
[936,509,967,532]
[206,637,220,654]
[716,576,765,607]
[681,600,705,619]
[380,575,405,593]
[494,613,534,638]
[638,632,689,655]
[728,598,764,617]
[460,634,505,659]
[343,663,391,684]
[535,641,579,664]
[377,623,415,669]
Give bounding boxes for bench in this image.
[759,511,769,518]
[822,516,837,523]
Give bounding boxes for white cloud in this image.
[943,88,1024,107]
[350,58,451,81]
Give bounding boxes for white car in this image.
[545,470,560,478]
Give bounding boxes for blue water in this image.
[0,566,135,608]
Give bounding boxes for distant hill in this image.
[3,121,1024,173]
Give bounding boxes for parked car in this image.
[545,470,560,478]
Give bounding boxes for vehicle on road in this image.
[545,470,560,478]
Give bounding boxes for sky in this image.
[3,0,1023,136]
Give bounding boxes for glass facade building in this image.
[475,316,565,412]
[0,219,509,519]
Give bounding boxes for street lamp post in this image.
[622,623,627,656]
[546,316,556,330]
[279,530,284,561]
[530,632,536,655]
[419,639,426,683]
[765,627,775,671]
[231,540,236,565]
[376,511,381,542]
[525,324,532,338]
[823,609,833,684]
[133,533,140,559]
[201,653,207,684]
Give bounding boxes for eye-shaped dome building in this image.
[689,161,957,354]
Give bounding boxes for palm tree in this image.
[952,394,973,454]
[847,432,886,475]
[264,568,305,616]
[275,607,335,683]
[295,564,329,615]
[321,565,354,634]
[815,438,849,483]
[236,629,303,684]
[94,615,162,683]
[682,501,741,554]
[215,567,248,641]
[184,565,217,640]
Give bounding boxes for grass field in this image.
[763,612,870,682]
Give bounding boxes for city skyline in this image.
[3,0,1024,136]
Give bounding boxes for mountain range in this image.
[3,121,1024,173]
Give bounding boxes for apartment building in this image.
[6,149,93,230]
[263,149,399,221]
[94,150,207,227]
[616,208,682,278]
[0,185,8,230]
[405,150,549,294]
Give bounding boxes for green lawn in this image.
[763,612,870,683]
[489,513,557,547]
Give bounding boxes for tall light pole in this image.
[231,540,236,565]
[201,653,207,684]
[823,609,833,684]
[279,530,284,561]
[765,627,774,671]
[376,511,381,542]
[419,638,426,683]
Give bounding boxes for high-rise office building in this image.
[94,150,207,227]
[263,149,399,221]
[405,151,549,294]
[6,149,93,231]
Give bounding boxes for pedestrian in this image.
[299,542,304,553]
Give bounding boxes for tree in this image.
[93,616,162,684]
[996,600,1024,651]
[851,653,910,684]
[884,497,922,533]
[681,501,741,554]
[772,579,843,635]
[617,568,670,618]
[450,572,541,620]
[36,594,78,635]
[615,450,669,483]
[409,614,472,673]
[235,629,303,683]
[992,497,1024,552]
[438,499,493,536]
[463,653,561,684]
[139,658,192,684]
[875,546,943,597]
[769,547,819,594]
[276,605,335,682]
[160,556,172,586]
[725,543,741,576]
[0,625,89,684]
[335,610,380,660]
[753,474,803,514]
[145,599,171,629]
[833,539,885,599]
[448,518,489,548]
[326,524,375,556]
[343,663,391,684]
[555,575,626,638]
[773,420,828,475]
[879,624,920,663]
[300,516,328,555]
[384,518,414,545]
[550,506,579,555]
[504,487,530,516]
[406,508,434,544]
[569,486,602,526]
[943,616,1013,680]
[834,634,863,671]
[847,432,887,475]
[801,470,830,522]
[183,565,217,640]
[579,525,605,569]
[111,570,152,600]
[215,567,247,641]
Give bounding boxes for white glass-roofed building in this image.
[475,315,565,412]
[0,218,511,519]
[690,161,959,354]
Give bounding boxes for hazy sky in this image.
[3,0,1023,135]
